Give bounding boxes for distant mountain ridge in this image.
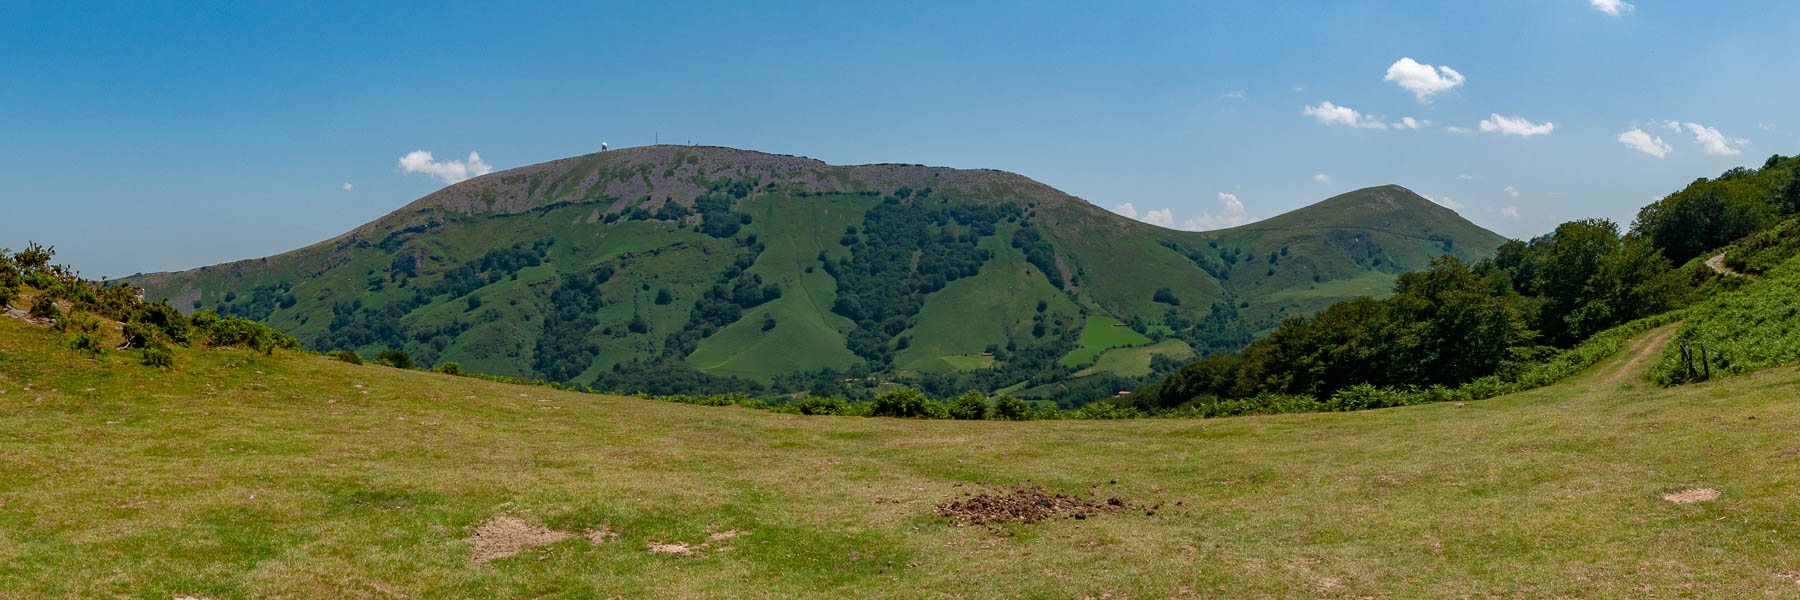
[128,146,1508,400]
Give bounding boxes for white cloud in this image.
[1392,117,1427,130]
[1590,0,1634,16]
[1478,114,1555,137]
[341,182,354,191]
[1617,128,1673,158]
[1143,208,1175,228]
[398,150,493,184]
[1457,173,1478,181]
[1500,205,1521,219]
[1302,101,1388,130]
[1313,173,1332,184]
[1504,185,1520,198]
[1663,120,1682,131]
[1429,195,1464,210]
[1760,123,1777,131]
[1184,192,1257,230]
[1222,90,1246,100]
[1113,202,1139,220]
[1384,57,1466,102]
[1682,122,1748,156]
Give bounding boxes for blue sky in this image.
[3,1,1796,277]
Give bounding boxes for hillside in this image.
[3,301,1796,598]
[127,146,1507,397]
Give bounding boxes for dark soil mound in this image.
[937,485,1131,525]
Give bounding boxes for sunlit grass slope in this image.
[2,316,1796,598]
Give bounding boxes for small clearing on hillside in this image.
[938,486,1133,526]
[1661,488,1722,504]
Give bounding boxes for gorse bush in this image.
[378,349,414,369]
[437,361,464,376]
[29,295,59,321]
[871,388,931,418]
[67,332,106,357]
[991,395,1029,420]
[330,350,364,365]
[795,395,848,415]
[190,311,297,354]
[949,392,988,420]
[140,344,174,368]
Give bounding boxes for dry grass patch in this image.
[466,516,575,563]
[1660,488,1722,504]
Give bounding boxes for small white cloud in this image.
[1500,205,1521,219]
[1504,185,1520,198]
[1663,120,1682,131]
[1429,195,1464,210]
[1392,117,1427,130]
[1759,123,1777,132]
[1683,122,1748,156]
[1292,84,1307,93]
[1617,128,1673,158]
[1384,57,1466,102]
[1303,101,1388,130]
[1143,208,1175,228]
[1222,90,1246,100]
[1478,114,1555,137]
[1313,173,1332,184]
[398,150,494,185]
[1457,173,1478,181]
[1113,202,1139,220]
[1447,126,1475,134]
[341,182,354,191]
[1590,0,1634,16]
[1184,192,1257,230]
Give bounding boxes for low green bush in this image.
[437,362,464,376]
[67,332,106,357]
[29,296,59,321]
[377,349,413,369]
[991,395,1030,420]
[329,350,364,365]
[141,344,174,368]
[949,392,988,420]
[795,395,847,415]
[871,388,931,418]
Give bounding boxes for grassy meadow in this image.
[3,314,1798,598]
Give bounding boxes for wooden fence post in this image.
[1700,344,1711,380]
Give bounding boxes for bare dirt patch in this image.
[647,541,694,555]
[585,526,619,544]
[938,485,1133,526]
[1661,488,1721,504]
[467,516,575,562]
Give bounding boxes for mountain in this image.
[127,146,1508,397]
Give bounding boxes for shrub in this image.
[29,295,59,321]
[991,395,1029,420]
[67,332,106,357]
[0,282,15,310]
[53,311,99,333]
[130,301,192,345]
[190,310,297,353]
[378,349,414,369]
[795,395,847,415]
[141,345,174,368]
[871,388,931,418]
[949,391,988,420]
[330,350,364,365]
[437,361,464,376]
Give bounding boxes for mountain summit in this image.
[129,146,1507,399]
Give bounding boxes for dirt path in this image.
[1595,324,1680,388]
[1705,252,1754,279]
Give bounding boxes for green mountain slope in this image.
[127,146,1507,395]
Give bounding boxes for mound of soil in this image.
[938,485,1131,525]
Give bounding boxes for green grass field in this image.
[1058,315,1153,368]
[1072,339,1194,378]
[5,310,1799,598]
